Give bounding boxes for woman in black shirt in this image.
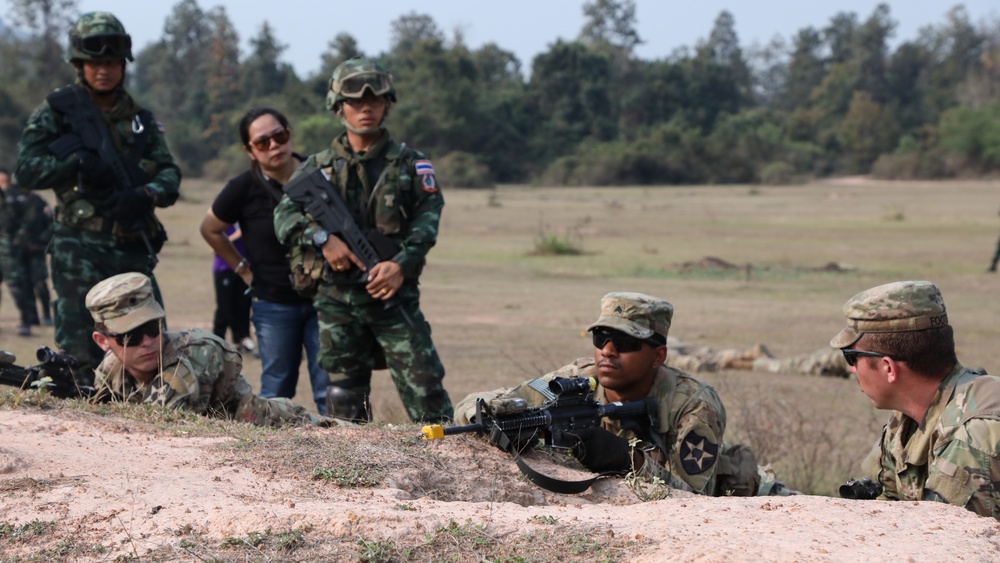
[199,107,328,414]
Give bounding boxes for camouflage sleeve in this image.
[394,155,444,279]
[273,156,326,248]
[14,100,78,190]
[153,333,234,414]
[866,421,899,500]
[454,361,589,424]
[926,418,1000,518]
[653,386,726,495]
[140,110,181,207]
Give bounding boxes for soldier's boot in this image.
[326,385,372,424]
[27,309,40,327]
[17,323,31,337]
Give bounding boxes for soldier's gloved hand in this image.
[107,187,153,222]
[570,427,633,474]
[76,151,117,190]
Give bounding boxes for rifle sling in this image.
[511,449,608,494]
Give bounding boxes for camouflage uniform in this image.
[831,280,1000,519]
[14,12,180,377]
[273,56,451,423]
[7,184,54,326]
[456,292,785,497]
[88,273,318,427]
[0,184,40,332]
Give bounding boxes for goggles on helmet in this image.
[335,71,393,99]
[74,33,132,58]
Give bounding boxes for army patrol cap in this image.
[830,281,949,349]
[86,272,165,333]
[587,292,673,341]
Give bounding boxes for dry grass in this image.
[3,176,1000,499]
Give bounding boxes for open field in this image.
[3,177,1000,560]
[3,177,1000,490]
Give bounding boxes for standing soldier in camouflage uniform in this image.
[14,12,180,380]
[0,167,36,336]
[831,280,1000,519]
[456,292,791,497]
[0,168,55,330]
[88,273,322,427]
[274,56,451,423]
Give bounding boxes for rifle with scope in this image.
[0,346,99,400]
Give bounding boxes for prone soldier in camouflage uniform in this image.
[274,56,451,423]
[456,292,790,496]
[831,280,1000,519]
[14,12,180,379]
[88,272,321,427]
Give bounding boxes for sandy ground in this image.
[1,407,999,562]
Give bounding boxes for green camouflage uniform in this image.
[15,86,179,372]
[861,363,1000,519]
[273,130,451,423]
[0,182,52,329]
[830,280,1000,519]
[94,328,318,426]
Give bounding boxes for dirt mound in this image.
[1,406,999,562]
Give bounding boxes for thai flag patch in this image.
[156,120,165,133]
[415,160,434,175]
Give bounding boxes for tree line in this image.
[1,0,998,187]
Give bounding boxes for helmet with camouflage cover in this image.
[66,12,134,62]
[326,56,397,111]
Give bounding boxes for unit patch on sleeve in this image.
[679,430,719,475]
[415,159,438,192]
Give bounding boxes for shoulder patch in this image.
[421,173,438,193]
[156,120,165,133]
[679,430,719,475]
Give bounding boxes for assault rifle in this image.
[46,84,160,265]
[0,346,99,400]
[283,165,414,328]
[421,376,666,493]
[839,477,883,500]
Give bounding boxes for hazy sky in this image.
[2,0,997,78]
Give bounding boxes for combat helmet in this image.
[66,12,134,62]
[326,56,397,111]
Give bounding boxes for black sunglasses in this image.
[100,320,161,346]
[841,348,904,367]
[592,328,653,353]
[75,33,132,58]
[248,128,290,151]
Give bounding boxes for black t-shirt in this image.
[211,165,310,305]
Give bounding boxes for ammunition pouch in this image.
[287,244,329,299]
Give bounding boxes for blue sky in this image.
[2,0,996,78]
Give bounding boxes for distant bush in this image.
[434,151,494,189]
[759,161,794,185]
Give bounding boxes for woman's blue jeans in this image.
[252,298,329,414]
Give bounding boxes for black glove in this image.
[570,427,633,474]
[107,187,153,222]
[77,151,118,190]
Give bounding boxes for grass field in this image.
[2,176,999,495]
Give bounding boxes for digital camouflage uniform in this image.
[273,57,451,423]
[861,363,1000,519]
[14,12,180,378]
[456,292,785,497]
[830,280,1000,520]
[94,329,319,426]
[88,272,319,427]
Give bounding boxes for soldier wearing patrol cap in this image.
[87,272,322,427]
[15,11,180,381]
[273,56,450,424]
[456,292,791,497]
[832,280,1000,519]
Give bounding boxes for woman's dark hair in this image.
[238,107,290,148]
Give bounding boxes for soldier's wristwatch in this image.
[312,229,330,247]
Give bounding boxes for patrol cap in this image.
[830,281,949,349]
[587,292,673,341]
[85,272,165,333]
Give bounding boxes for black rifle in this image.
[46,85,159,265]
[839,477,883,500]
[421,377,666,493]
[283,165,414,328]
[0,346,99,400]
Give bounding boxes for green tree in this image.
[838,90,900,171]
[782,27,826,110]
[242,22,291,99]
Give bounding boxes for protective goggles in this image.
[99,319,161,346]
[74,33,132,58]
[335,71,393,99]
[248,128,290,151]
[591,327,662,353]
